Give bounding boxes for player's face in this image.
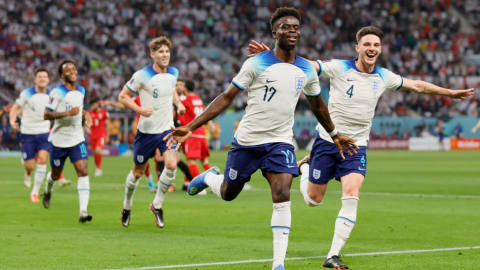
[91,102,99,111]
[273,16,301,51]
[176,81,185,95]
[356,34,382,66]
[61,63,78,84]
[34,71,50,88]
[151,45,170,69]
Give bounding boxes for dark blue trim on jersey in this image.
[250,50,318,80]
[395,77,404,90]
[304,92,321,97]
[316,60,323,76]
[347,59,379,75]
[125,84,136,92]
[337,216,355,224]
[231,80,245,90]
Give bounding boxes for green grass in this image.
[1,150,479,269]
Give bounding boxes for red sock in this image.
[203,163,211,171]
[188,164,201,179]
[145,162,151,177]
[60,172,64,179]
[26,171,31,176]
[94,154,102,169]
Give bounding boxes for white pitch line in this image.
[108,246,480,270]
[2,180,480,199]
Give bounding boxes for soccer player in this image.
[118,36,185,228]
[165,8,357,270]
[176,80,212,191]
[43,60,94,223]
[435,120,445,151]
[0,103,12,119]
[248,26,474,268]
[87,98,110,177]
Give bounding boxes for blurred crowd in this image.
[0,0,479,118]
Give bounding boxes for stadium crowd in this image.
[0,0,479,129]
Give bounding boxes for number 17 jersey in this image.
[231,50,321,146]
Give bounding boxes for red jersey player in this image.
[177,80,211,189]
[88,98,109,177]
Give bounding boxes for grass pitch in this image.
[1,150,479,269]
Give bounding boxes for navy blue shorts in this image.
[309,134,367,184]
[50,142,88,168]
[224,139,299,185]
[21,133,50,161]
[133,130,177,164]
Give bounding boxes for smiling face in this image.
[273,16,301,51]
[356,34,382,67]
[151,45,170,69]
[61,62,78,84]
[34,71,50,88]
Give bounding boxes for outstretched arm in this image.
[0,103,12,119]
[164,83,243,150]
[400,78,474,99]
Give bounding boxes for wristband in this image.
[328,128,338,137]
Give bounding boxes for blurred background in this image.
[1,0,480,153]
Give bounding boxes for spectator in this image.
[209,119,222,150]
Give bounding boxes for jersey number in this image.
[263,86,277,102]
[153,89,158,98]
[194,106,203,118]
[346,85,354,98]
[66,105,73,111]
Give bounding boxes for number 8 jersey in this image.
[231,50,321,146]
[126,65,179,134]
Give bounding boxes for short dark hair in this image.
[270,7,301,31]
[90,97,99,105]
[34,67,49,77]
[57,60,76,77]
[356,26,384,43]
[177,78,184,83]
[149,36,172,52]
[185,80,195,92]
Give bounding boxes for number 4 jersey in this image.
[316,59,403,146]
[232,50,321,146]
[46,84,86,148]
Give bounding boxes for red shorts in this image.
[90,136,105,150]
[182,137,210,159]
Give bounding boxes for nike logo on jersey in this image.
[347,79,355,81]
[358,167,366,171]
[266,79,277,83]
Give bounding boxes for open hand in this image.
[247,40,270,57]
[450,88,474,99]
[332,133,359,159]
[163,126,193,151]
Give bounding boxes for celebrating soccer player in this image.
[165,8,357,270]
[87,98,110,177]
[118,36,186,228]
[42,60,93,223]
[248,26,474,269]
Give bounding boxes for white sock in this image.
[153,168,176,209]
[299,164,322,207]
[205,173,224,198]
[31,164,47,196]
[45,172,55,194]
[327,196,359,258]
[271,201,291,270]
[123,171,141,210]
[78,176,90,214]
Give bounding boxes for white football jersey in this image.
[46,85,86,148]
[232,50,321,146]
[15,87,51,135]
[126,65,178,134]
[316,59,403,146]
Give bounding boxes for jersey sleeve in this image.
[231,58,258,90]
[45,89,62,111]
[303,67,322,97]
[125,71,144,93]
[316,59,346,79]
[379,68,403,90]
[15,91,27,107]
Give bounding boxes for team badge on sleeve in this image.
[313,169,321,179]
[137,155,144,163]
[229,168,238,180]
[372,80,380,93]
[295,77,306,92]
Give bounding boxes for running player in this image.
[0,103,11,118]
[43,60,94,223]
[118,36,185,228]
[248,26,474,269]
[87,98,110,177]
[165,8,357,270]
[176,80,212,191]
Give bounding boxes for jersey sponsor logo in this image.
[54,159,61,167]
[372,79,380,93]
[295,77,306,92]
[313,169,321,179]
[229,168,238,180]
[137,155,144,163]
[266,79,277,83]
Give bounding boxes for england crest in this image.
[54,159,61,167]
[22,152,27,160]
[313,169,321,179]
[295,77,306,92]
[229,168,238,180]
[137,155,144,163]
[372,79,380,93]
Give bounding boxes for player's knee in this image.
[304,193,323,207]
[165,161,176,171]
[132,171,143,179]
[78,169,88,177]
[36,157,47,165]
[51,172,61,180]
[25,163,35,172]
[343,190,360,197]
[272,190,290,203]
[221,192,237,202]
